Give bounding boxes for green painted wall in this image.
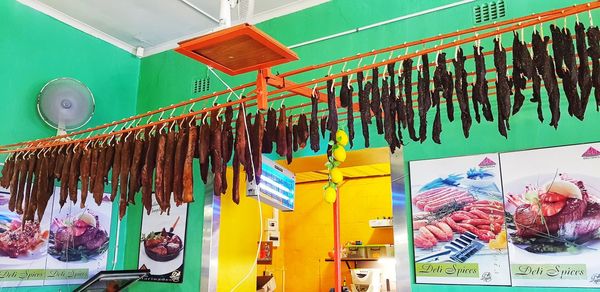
[0,1,140,292]
[135,0,600,291]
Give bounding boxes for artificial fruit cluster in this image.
[323,130,348,203]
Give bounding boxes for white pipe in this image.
[288,0,476,49]
[220,0,232,27]
[177,0,220,23]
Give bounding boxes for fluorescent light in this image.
[261,175,292,192]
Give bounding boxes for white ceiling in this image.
[18,0,328,57]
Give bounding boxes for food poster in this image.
[43,187,112,286]
[0,188,52,288]
[138,195,188,283]
[409,154,511,285]
[500,143,600,287]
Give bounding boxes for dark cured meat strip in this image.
[386,62,399,150]
[68,148,83,204]
[395,75,405,145]
[154,132,167,213]
[432,53,446,144]
[119,134,134,218]
[79,148,92,208]
[417,54,431,143]
[403,59,418,141]
[340,75,350,108]
[89,147,98,197]
[286,115,293,164]
[587,26,600,111]
[532,72,544,122]
[173,125,188,205]
[223,106,234,164]
[310,94,320,152]
[129,135,145,204]
[292,124,299,152]
[442,71,455,122]
[198,119,210,184]
[103,143,115,184]
[0,157,14,188]
[141,133,157,214]
[494,39,511,137]
[533,30,560,128]
[276,107,288,157]
[253,111,264,185]
[163,130,177,209]
[53,150,64,180]
[8,157,21,212]
[111,141,122,201]
[211,113,223,196]
[183,122,196,203]
[381,77,394,148]
[92,146,106,206]
[550,24,566,79]
[511,33,526,115]
[561,26,582,119]
[346,84,355,148]
[25,157,40,221]
[244,113,254,181]
[59,148,73,208]
[371,68,384,134]
[232,107,247,204]
[326,79,338,136]
[263,108,277,154]
[298,114,309,149]
[36,157,51,221]
[453,47,472,138]
[320,116,327,139]
[357,71,371,147]
[18,158,35,214]
[576,22,592,116]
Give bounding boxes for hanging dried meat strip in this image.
[432,53,447,144]
[0,156,14,188]
[25,156,40,221]
[67,147,83,204]
[141,133,157,214]
[561,26,582,119]
[532,72,544,122]
[511,32,526,115]
[198,118,211,184]
[453,47,472,138]
[183,121,197,203]
[381,77,394,148]
[93,145,107,206]
[129,133,145,204]
[253,111,264,185]
[59,148,73,208]
[346,82,355,148]
[357,71,371,147]
[298,114,309,149]
[494,39,511,138]
[154,131,167,213]
[211,112,223,196]
[18,158,35,214]
[119,134,134,218]
[550,24,567,78]
[417,53,431,142]
[244,113,255,181]
[395,75,405,145]
[292,124,299,152]
[340,75,350,108]
[588,25,600,111]
[326,79,338,138]
[386,62,399,150]
[310,93,320,152]
[263,108,276,154]
[36,156,52,221]
[276,106,288,157]
[286,115,293,164]
[320,115,328,139]
[232,107,247,204]
[79,148,92,208]
[162,130,177,210]
[533,30,561,128]
[371,67,384,134]
[110,140,122,201]
[403,59,418,141]
[576,21,592,116]
[8,157,21,212]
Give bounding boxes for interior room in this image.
[2,0,600,291]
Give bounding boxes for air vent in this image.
[473,0,506,24]
[192,77,210,94]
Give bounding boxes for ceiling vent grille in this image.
[473,0,506,24]
[192,77,211,94]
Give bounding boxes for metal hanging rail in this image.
[0,2,596,154]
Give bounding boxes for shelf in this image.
[370,225,393,229]
[325,258,379,269]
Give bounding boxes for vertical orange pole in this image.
[334,188,342,292]
[256,68,269,110]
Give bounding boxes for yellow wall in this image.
[282,175,393,292]
[217,169,286,291]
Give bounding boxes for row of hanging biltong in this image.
[339,21,600,153]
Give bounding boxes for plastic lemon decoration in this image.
[332,147,346,162]
[324,187,337,204]
[335,130,349,146]
[330,168,343,184]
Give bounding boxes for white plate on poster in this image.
[138,245,184,275]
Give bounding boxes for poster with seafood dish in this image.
[409,154,511,285]
[0,188,52,288]
[138,196,188,283]
[500,143,600,287]
[43,188,112,286]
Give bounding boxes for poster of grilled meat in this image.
[501,143,600,287]
[409,154,511,285]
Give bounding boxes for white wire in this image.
[207,67,263,292]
